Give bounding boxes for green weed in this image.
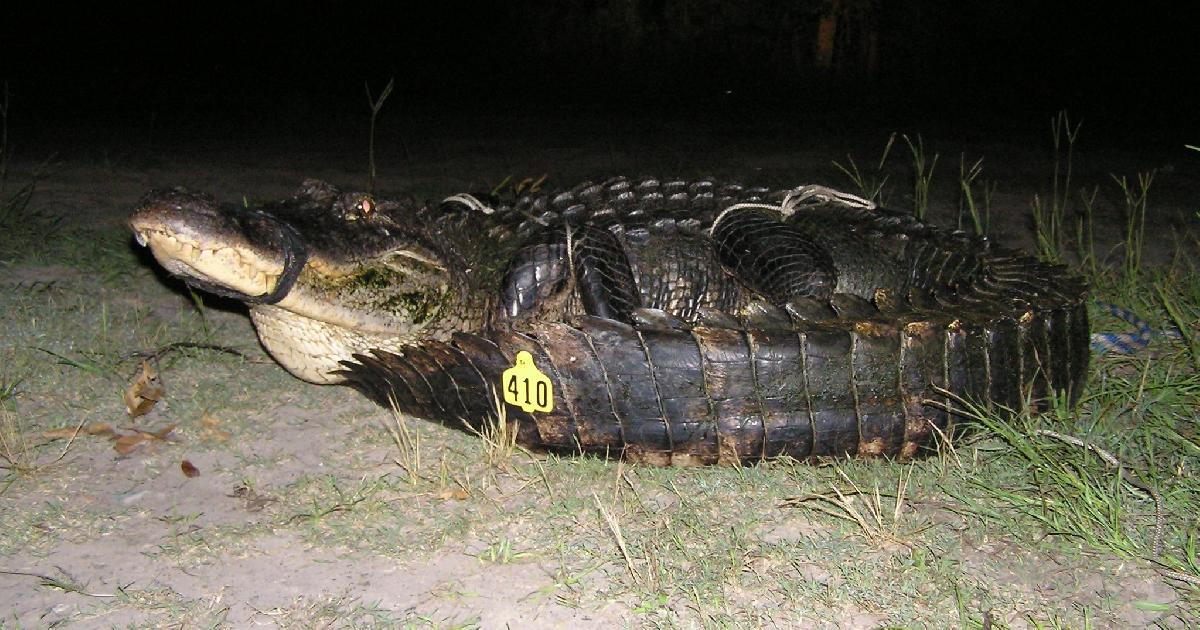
[832,132,896,205]
[903,133,939,220]
[957,154,995,235]
[1032,110,1082,263]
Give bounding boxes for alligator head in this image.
[129,180,486,384]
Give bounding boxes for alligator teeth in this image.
[135,231,148,247]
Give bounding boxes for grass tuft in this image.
[957,154,994,235]
[832,132,895,205]
[463,392,522,469]
[1032,110,1082,263]
[385,395,423,486]
[902,133,939,220]
[1112,170,1155,284]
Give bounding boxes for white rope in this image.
[442,193,495,215]
[709,202,782,236]
[780,185,875,218]
[710,185,875,234]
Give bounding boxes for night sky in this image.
[2,1,1197,146]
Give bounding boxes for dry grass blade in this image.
[384,394,422,485]
[0,402,34,473]
[2,405,85,475]
[593,491,641,585]
[782,465,916,547]
[463,391,521,469]
[1035,428,1166,557]
[0,568,116,598]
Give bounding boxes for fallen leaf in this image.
[42,422,116,441]
[180,459,200,478]
[152,423,177,440]
[85,422,115,436]
[42,427,82,440]
[436,488,470,501]
[114,433,148,455]
[124,361,165,418]
[199,413,230,442]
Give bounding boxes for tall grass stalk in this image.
[956,403,1159,560]
[385,395,423,486]
[1075,185,1100,277]
[1032,111,1082,263]
[1112,171,1154,285]
[364,77,395,196]
[832,132,896,205]
[957,154,993,235]
[903,134,938,220]
[463,392,521,469]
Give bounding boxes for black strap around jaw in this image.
[183,210,309,305]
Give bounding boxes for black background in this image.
[2,1,1197,146]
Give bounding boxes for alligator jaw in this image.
[129,188,285,299]
[132,225,284,298]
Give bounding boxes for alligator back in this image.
[339,178,1089,464]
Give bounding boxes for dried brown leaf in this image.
[436,488,470,501]
[180,459,200,478]
[124,361,165,418]
[151,423,177,441]
[114,433,148,455]
[85,422,115,436]
[42,427,81,440]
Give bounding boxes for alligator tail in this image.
[338,299,1089,465]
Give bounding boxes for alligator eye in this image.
[360,197,374,216]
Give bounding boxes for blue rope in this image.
[1090,301,1186,354]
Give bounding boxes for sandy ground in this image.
[2,113,1198,627]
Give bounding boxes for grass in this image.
[903,133,939,220]
[365,77,396,195]
[957,153,995,235]
[0,118,1197,627]
[832,131,895,206]
[0,86,60,264]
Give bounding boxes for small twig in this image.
[1035,429,1165,556]
[364,77,396,195]
[124,342,252,365]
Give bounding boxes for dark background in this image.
[2,1,1197,149]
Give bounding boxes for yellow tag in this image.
[502,351,554,413]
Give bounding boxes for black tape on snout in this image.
[183,209,308,305]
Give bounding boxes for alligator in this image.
[129,177,1090,464]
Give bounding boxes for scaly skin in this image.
[341,301,1087,464]
[131,177,1089,463]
